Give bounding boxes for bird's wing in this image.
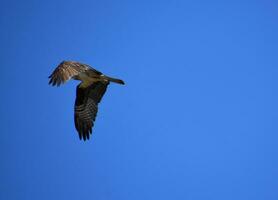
[74,81,109,141]
[48,61,101,86]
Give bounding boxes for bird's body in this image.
[49,61,124,141]
[75,72,102,88]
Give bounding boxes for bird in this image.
[48,61,125,141]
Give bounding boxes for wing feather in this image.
[74,81,109,141]
[48,61,101,86]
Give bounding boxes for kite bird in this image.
[48,61,125,141]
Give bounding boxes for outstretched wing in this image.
[74,81,109,141]
[48,61,101,86]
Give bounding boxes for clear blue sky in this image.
[1,0,277,199]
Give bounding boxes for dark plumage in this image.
[49,61,124,141]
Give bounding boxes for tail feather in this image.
[102,75,125,85]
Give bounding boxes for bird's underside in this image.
[48,61,124,141]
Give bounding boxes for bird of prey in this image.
[48,61,125,141]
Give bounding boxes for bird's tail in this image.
[102,75,125,85]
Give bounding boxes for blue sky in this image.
[1,0,278,199]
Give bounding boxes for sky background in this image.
[1,0,278,199]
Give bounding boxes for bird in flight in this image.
[48,61,125,141]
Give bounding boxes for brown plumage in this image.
[49,61,125,141]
